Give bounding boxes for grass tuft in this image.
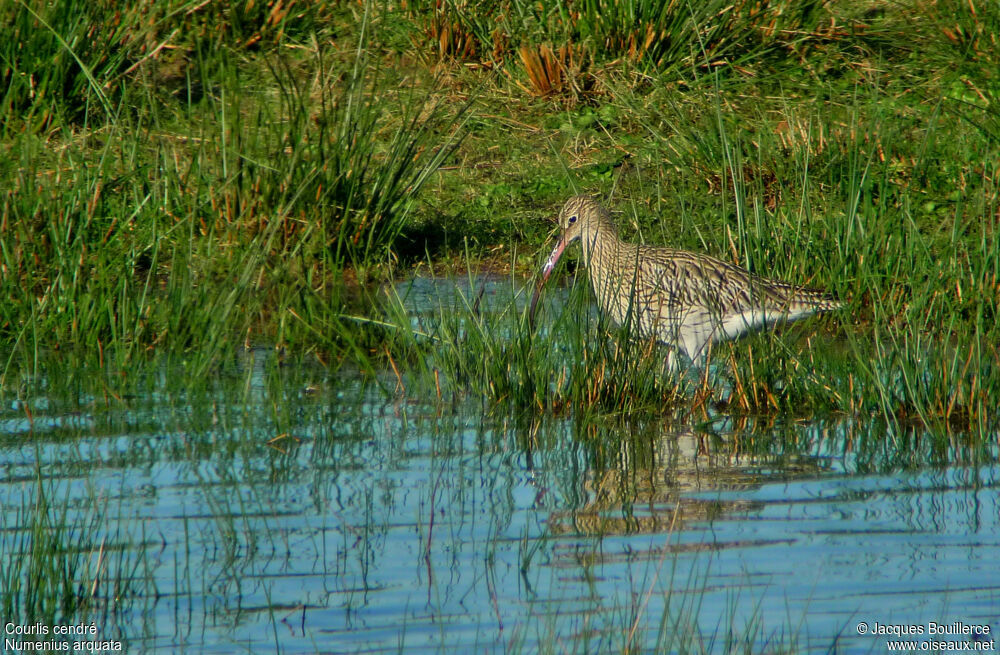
[0,475,141,629]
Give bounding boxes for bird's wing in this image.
[636,247,838,358]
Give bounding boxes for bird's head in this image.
[539,194,601,283]
[529,195,604,329]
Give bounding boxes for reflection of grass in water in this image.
[510,500,805,654]
[0,470,145,633]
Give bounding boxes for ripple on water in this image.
[0,286,998,654]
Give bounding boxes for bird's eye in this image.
[568,215,577,224]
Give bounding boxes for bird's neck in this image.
[580,213,620,268]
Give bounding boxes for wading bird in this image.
[529,195,841,369]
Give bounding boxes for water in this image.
[1,277,998,654]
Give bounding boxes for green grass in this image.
[0,0,467,376]
[1,0,999,444]
[0,472,143,630]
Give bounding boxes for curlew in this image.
[529,195,841,369]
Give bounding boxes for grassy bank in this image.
[1,0,999,436]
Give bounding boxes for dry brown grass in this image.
[517,43,587,97]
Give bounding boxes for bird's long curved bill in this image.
[528,237,568,329]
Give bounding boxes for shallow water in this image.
[1,277,998,654]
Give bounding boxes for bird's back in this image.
[590,239,840,361]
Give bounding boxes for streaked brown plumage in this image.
[530,195,841,368]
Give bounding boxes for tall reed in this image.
[0,3,468,384]
[0,475,142,629]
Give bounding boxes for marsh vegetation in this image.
[2,0,999,651]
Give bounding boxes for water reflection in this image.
[0,280,998,654]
